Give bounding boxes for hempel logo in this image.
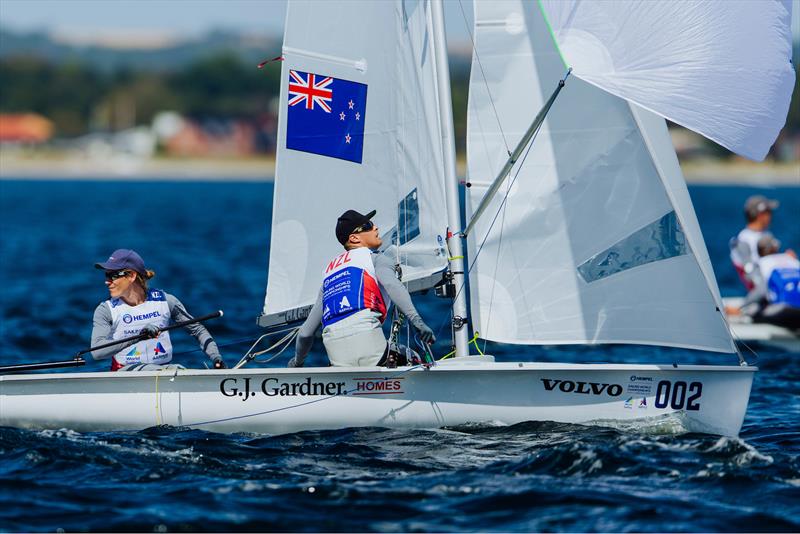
[122,311,161,324]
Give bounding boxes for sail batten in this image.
[466,0,736,354]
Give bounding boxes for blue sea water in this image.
[0,179,798,532]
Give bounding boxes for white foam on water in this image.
[586,413,689,436]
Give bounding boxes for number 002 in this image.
[654,380,702,411]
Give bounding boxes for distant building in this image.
[163,118,253,157]
[0,113,54,144]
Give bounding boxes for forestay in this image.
[262,0,449,323]
[538,0,795,162]
[465,0,735,353]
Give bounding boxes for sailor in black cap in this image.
[90,248,227,371]
[288,209,435,367]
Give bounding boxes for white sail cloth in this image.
[539,0,795,161]
[466,0,736,353]
[262,0,448,320]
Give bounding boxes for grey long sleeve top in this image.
[293,250,426,365]
[90,292,222,362]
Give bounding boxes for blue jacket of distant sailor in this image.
[321,247,387,327]
[758,253,800,307]
[108,289,173,369]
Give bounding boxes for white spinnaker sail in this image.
[466,0,736,353]
[262,0,448,320]
[539,0,795,162]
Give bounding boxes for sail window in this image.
[577,211,687,283]
[397,188,420,245]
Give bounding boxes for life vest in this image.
[758,254,800,307]
[730,228,763,290]
[321,247,387,327]
[107,289,173,371]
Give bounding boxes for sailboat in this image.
[1,0,794,437]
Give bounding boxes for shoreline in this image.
[1,154,798,185]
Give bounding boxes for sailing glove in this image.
[140,324,160,339]
[411,317,436,345]
[212,357,227,369]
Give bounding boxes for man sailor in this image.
[727,233,800,330]
[288,209,436,367]
[729,195,782,290]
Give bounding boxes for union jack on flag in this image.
[288,70,333,113]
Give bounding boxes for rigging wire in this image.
[456,0,511,156]
[433,120,542,346]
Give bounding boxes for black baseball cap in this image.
[94,249,147,274]
[335,209,376,246]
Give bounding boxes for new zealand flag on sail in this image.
[286,69,368,164]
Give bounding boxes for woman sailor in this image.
[90,249,227,371]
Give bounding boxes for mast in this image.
[431,0,469,357]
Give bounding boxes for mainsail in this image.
[261,0,449,325]
[465,0,736,353]
[538,0,795,162]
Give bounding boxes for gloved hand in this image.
[287,356,304,368]
[140,324,160,339]
[415,321,436,345]
[212,357,227,369]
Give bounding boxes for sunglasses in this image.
[351,221,374,234]
[104,270,131,281]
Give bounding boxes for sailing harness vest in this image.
[107,289,173,371]
[758,254,800,307]
[321,247,387,327]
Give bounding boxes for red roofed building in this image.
[0,114,54,144]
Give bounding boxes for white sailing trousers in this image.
[322,309,386,367]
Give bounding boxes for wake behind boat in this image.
[1,0,794,437]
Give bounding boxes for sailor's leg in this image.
[322,310,387,366]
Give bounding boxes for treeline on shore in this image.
[0,50,796,158]
[0,52,470,151]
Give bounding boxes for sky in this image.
[0,0,476,45]
[0,0,797,48]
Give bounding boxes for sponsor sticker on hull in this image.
[218,376,406,401]
[540,378,623,397]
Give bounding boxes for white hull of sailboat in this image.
[1,358,755,436]
[722,298,799,352]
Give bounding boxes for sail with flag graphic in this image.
[259,0,449,327]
